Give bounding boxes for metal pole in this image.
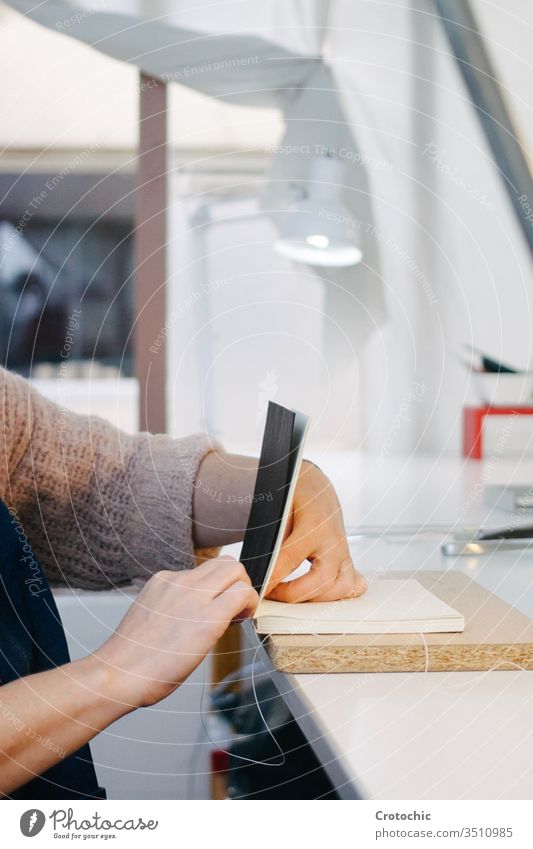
[134,74,168,433]
[434,0,533,256]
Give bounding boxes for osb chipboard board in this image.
[265,570,533,673]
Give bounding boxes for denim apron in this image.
[0,498,106,799]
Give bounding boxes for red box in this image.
[463,406,533,459]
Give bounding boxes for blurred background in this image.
[2,0,532,453]
[1,0,532,798]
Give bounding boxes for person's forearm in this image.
[192,452,259,547]
[0,366,214,589]
[0,558,260,796]
[0,656,131,796]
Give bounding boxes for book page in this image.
[255,578,465,634]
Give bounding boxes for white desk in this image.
[243,453,533,800]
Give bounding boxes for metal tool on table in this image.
[441,524,533,556]
[346,525,475,543]
[345,524,533,557]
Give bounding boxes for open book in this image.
[255,578,465,635]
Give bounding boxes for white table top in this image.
[242,452,533,800]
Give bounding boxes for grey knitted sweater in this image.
[0,366,216,589]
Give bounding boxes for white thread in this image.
[302,630,434,675]
[443,658,530,689]
[419,632,430,673]
[258,632,528,681]
[199,634,286,768]
[414,638,530,680]
[414,637,530,680]
[196,632,529,787]
[307,630,434,674]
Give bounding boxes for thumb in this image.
[266,532,309,593]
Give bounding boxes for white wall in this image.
[421,0,533,451]
[0,2,282,153]
[327,0,533,454]
[0,3,137,151]
[167,189,361,450]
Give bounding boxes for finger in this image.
[190,556,252,596]
[266,530,313,594]
[268,526,352,600]
[266,556,339,603]
[305,564,368,603]
[231,607,255,623]
[267,557,367,604]
[194,554,239,577]
[212,581,259,621]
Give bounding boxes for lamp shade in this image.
[274,156,363,267]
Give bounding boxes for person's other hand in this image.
[265,462,367,603]
[94,556,258,708]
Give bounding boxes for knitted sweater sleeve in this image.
[0,367,218,589]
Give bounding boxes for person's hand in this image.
[265,461,367,603]
[93,556,258,708]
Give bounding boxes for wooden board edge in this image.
[268,641,533,674]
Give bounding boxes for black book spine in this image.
[240,402,296,592]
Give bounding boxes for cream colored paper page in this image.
[255,578,465,635]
